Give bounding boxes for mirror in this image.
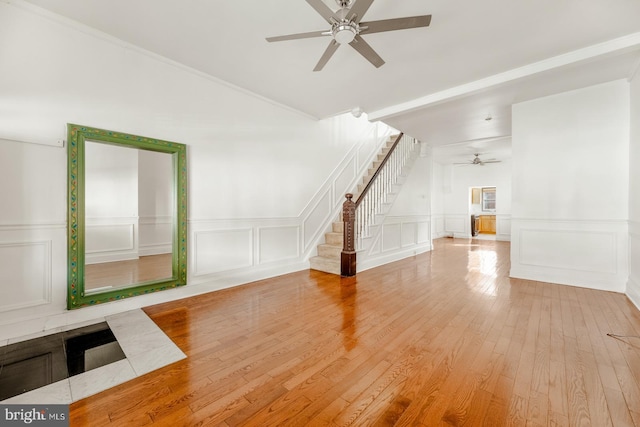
[67,124,187,309]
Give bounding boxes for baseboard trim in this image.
[626,275,640,311]
[510,265,626,293]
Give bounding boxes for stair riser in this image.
[318,245,341,259]
[309,257,340,275]
[325,232,343,246]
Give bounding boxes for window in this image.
[482,187,496,211]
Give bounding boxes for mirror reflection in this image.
[83,141,173,293]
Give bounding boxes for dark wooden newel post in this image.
[341,193,356,277]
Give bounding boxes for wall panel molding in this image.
[432,215,446,239]
[188,218,304,285]
[361,216,431,271]
[0,240,52,312]
[445,214,467,237]
[257,225,300,264]
[510,218,628,292]
[192,228,253,276]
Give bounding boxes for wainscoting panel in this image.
[417,221,430,244]
[382,224,402,251]
[445,215,467,237]
[432,215,446,239]
[401,222,418,247]
[85,222,137,264]
[519,229,616,274]
[139,216,172,256]
[360,216,432,272]
[258,226,299,264]
[193,228,253,276]
[0,240,51,312]
[510,218,628,292]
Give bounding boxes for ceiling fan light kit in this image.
[266,0,431,71]
[333,22,358,44]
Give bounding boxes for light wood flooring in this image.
[84,254,173,291]
[70,238,640,426]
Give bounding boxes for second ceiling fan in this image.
[455,154,502,166]
[266,0,432,71]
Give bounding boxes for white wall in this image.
[138,150,173,256]
[440,157,512,241]
[627,72,640,307]
[511,80,630,292]
[430,162,446,239]
[85,141,139,264]
[0,2,393,339]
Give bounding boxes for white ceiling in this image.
[19,0,640,163]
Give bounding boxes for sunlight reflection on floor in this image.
[467,247,498,296]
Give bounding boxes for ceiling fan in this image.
[266,0,432,71]
[454,154,502,166]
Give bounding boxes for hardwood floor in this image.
[69,238,640,426]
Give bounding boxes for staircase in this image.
[309,134,416,275]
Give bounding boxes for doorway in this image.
[470,186,496,240]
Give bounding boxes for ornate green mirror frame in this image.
[67,124,187,309]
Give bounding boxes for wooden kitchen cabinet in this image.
[478,215,496,234]
[471,188,481,204]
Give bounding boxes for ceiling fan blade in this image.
[348,0,374,23]
[313,40,339,71]
[266,30,329,42]
[360,15,432,34]
[306,0,336,23]
[349,35,385,68]
[483,160,502,163]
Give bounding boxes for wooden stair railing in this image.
[341,133,417,276]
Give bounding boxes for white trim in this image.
[369,32,640,121]
[0,222,66,230]
[627,276,640,312]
